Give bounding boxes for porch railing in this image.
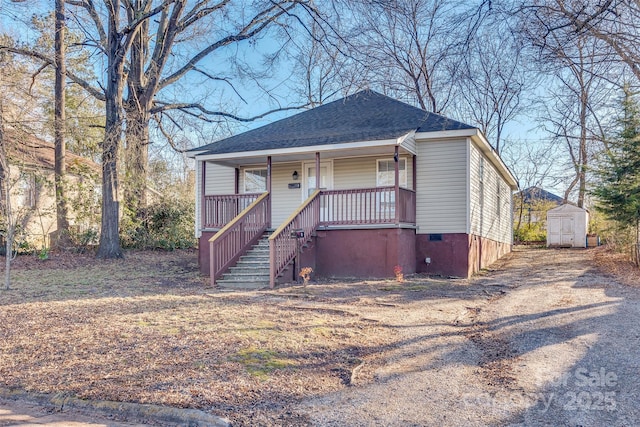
[398,187,417,224]
[209,192,270,286]
[319,186,417,225]
[203,193,261,228]
[269,190,321,288]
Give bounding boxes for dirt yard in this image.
[1,247,639,426]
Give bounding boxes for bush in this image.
[120,198,196,250]
[514,223,546,243]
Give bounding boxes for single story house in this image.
[188,90,518,288]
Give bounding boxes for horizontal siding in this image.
[401,135,417,155]
[333,157,376,189]
[469,142,512,244]
[270,163,303,226]
[205,162,234,194]
[334,155,414,190]
[416,139,467,234]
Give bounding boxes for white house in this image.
[187,91,518,288]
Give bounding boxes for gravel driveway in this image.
[297,248,640,426]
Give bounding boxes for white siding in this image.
[333,156,414,190]
[401,135,417,155]
[333,157,376,189]
[469,142,512,244]
[205,162,234,194]
[416,139,467,233]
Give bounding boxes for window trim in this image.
[243,167,268,193]
[376,157,407,187]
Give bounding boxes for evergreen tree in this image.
[592,84,640,248]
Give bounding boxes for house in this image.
[188,91,518,287]
[515,186,563,223]
[2,128,101,250]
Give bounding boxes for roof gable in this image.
[548,203,588,214]
[191,90,474,156]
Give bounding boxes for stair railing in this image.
[269,190,321,288]
[209,192,270,286]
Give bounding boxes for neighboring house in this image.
[2,128,101,250]
[515,186,563,224]
[188,91,518,287]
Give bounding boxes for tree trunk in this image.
[96,2,125,259]
[124,105,149,214]
[0,101,10,289]
[577,83,588,208]
[54,0,71,246]
[97,99,124,259]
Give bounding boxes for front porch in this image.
[196,147,417,287]
[199,185,417,287]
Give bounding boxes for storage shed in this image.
[547,204,589,248]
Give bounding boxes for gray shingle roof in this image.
[191,90,475,155]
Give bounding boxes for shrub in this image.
[514,223,546,243]
[120,198,196,250]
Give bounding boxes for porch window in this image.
[377,158,407,187]
[376,158,406,218]
[244,168,267,193]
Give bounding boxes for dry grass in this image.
[0,250,434,425]
[5,247,634,425]
[592,245,640,287]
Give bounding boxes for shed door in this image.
[561,216,575,246]
[548,217,561,246]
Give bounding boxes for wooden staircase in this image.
[216,232,273,289]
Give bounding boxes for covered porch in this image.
[196,145,417,287]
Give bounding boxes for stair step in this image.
[216,279,269,290]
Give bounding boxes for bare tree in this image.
[454,19,531,153]
[515,1,621,208]
[344,0,477,113]
[0,100,11,290]
[54,0,71,246]
[3,0,330,258]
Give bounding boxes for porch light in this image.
[292,170,299,180]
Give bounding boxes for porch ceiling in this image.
[204,144,414,167]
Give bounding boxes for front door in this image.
[303,161,333,219]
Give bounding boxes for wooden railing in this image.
[209,192,270,286]
[319,187,417,225]
[202,193,261,228]
[269,190,321,288]
[398,187,417,224]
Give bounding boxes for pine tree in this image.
[592,84,640,257]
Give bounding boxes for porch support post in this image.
[315,152,320,190]
[267,156,272,227]
[394,146,400,225]
[413,154,417,221]
[234,167,240,194]
[201,160,206,229]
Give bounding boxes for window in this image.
[377,158,407,187]
[18,173,36,208]
[244,169,267,193]
[496,181,502,220]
